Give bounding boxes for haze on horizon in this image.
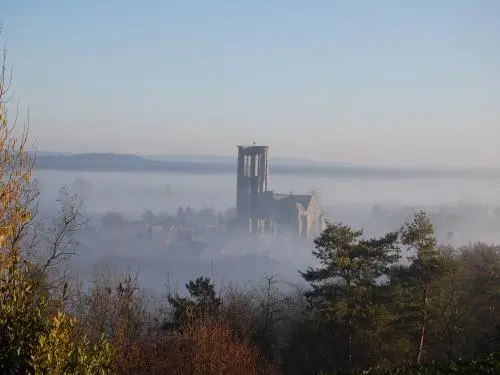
[1,1,499,168]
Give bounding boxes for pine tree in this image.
[301,222,399,370]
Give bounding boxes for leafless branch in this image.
[40,186,86,273]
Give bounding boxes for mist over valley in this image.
[33,166,500,297]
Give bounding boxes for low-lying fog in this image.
[34,170,500,297]
[36,170,499,215]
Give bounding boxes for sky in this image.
[1,0,499,167]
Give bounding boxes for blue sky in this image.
[1,1,499,167]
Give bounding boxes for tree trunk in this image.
[346,275,353,371]
[417,291,428,364]
[347,318,352,370]
[448,335,454,361]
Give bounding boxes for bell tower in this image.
[236,145,269,230]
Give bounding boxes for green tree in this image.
[166,276,221,329]
[301,222,399,370]
[399,210,443,364]
[427,247,468,361]
[457,243,500,355]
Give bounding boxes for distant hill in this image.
[33,153,230,173]
[31,151,71,157]
[31,152,500,179]
[145,154,328,166]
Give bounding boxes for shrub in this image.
[30,311,116,375]
[154,316,262,375]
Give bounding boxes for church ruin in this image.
[235,144,324,239]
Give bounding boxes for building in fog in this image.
[234,144,324,239]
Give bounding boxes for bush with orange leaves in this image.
[153,316,263,375]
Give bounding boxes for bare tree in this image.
[0,25,86,295]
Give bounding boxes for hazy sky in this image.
[1,1,499,167]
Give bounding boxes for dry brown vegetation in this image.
[152,317,261,375]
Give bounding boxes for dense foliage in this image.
[321,353,500,374]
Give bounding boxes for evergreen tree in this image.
[166,277,221,329]
[301,222,399,370]
[399,210,443,364]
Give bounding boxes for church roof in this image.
[278,194,314,211]
[257,191,316,218]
